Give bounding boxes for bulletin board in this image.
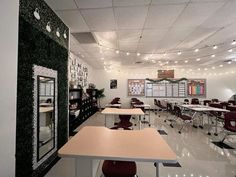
[187,79,206,97]
[128,79,145,96]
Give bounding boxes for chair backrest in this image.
[212,98,219,103]
[227,105,236,112]
[228,100,236,105]
[154,99,158,106]
[191,98,200,105]
[173,106,182,117]
[224,112,236,130]
[184,99,189,103]
[203,100,211,106]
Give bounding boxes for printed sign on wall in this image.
[128,79,145,96]
[187,79,206,97]
[158,70,174,78]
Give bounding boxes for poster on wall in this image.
[110,79,117,89]
[68,55,89,88]
[158,70,174,78]
[187,79,206,97]
[128,79,145,96]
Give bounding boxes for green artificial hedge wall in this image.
[16,0,69,176]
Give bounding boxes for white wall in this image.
[0,0,19,176]
[93,67,236,108]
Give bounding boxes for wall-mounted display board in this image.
[128,79,145,96]
[187,79,206,97]
[158,70,174,78]
[146,81,186,98]
[69,54,88,88]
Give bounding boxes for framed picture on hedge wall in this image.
[110,79,117,89]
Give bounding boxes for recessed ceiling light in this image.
[152,60,156,63]
[163,53,167,56]
[196,58,201,61]
[166,61,169,64]
[101,57,104,60]
[174,61,178,64]
[211,54,215,58]
[137,52,140,56]
[126,52,130,56]
[219,64,223,67]
[213,45,218,49]
[116,50,119,54]
[185,60,188,63]
[228,61,232,64]
[212,66,215,69]
[144,58,149,61]
[198,68,201,71]
[99,50,103,54]
[231,40,236,45]
[228,49,233,52]
[204,68,208,71]
[177,51,182,55]
[194,49,199,52]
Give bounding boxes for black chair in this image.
[220,112,236,144]
[203,100,211,106]
[174,106,192,134]
[191,98,200,105]
[212,98,219,103]
[184,99,189,104]
[118,115,133,128]
[228,100,236,105]
[164,103,178,128]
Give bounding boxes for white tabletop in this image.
[133,104,151,108]
[181,104,229,112]
[101,108,144,115]
[58,126,177,163]
[105,103,121,107]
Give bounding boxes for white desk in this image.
[58,126,177,177]
[101,108,144,128]
[180,104,229,135]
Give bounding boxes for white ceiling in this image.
[44,0,236,70]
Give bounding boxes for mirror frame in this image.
[32,65,58,170]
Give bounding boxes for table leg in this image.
[192,112,198,128]
[207,116,211,135]
[105,115,107,127]
[155,162,159,177]
[139,115,141,130]
[149,108,151,127]
[214,117,218,136]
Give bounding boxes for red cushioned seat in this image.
[102,160,137,177]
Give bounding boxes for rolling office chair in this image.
[212,98,219,103]
[154,99,159,115]
[174,106,192,134]
[203,100,211,106]
[164,103,177,128]
[191,98,200,105]
[102,127,137,177]
[220,112,236,145]
[228,100,236,105]
[184,99,189,104]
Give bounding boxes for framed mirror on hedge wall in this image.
[32,65,58,170]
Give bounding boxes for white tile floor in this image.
[45,111,236,177]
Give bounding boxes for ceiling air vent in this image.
[72,32,96,44]
[135,61,143,64]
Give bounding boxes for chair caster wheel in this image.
[214,133,218,136]
[178,131,181,134]
[149,124,151,127]
[207,132,211,135]
[134,124,137,126]
[170,124,173,128]
[164,120,166,122]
